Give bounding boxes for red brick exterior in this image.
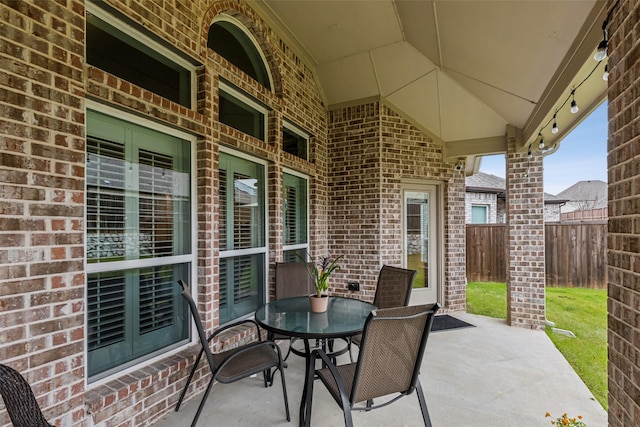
[0,1,86,426]
[327,103,466,309]
[6,0,629,426]
[606,1,640,425]
[0,1,464,426]
[505,139,546,330]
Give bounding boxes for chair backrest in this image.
[372,265,417,309]
[177,280,217,373]
[275,262,314,299]
[350,303,440,404]
[0,364,53,427]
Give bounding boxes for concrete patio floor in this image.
[152,312,607,427]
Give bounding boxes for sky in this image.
[478,101,608,195]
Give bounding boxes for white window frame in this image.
[84,100,197,387]
[218,146,269,325]
[210,14,274,90]
[282,167,310,255]
[401,179,444,306]
[471,204,489,224]
[283,120,310,161]
[86,3,198,109]
[218,81,269,142]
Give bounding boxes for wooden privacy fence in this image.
[466,222,607,288]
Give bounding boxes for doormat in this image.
[432,314,475,332]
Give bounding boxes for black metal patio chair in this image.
[174,280,290,427]
[273,261,314,360]
[306,303,440,427]
[0,364,54,427]
[349,265,417,357]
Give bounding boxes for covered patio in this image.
[152,313,607,427]
[1,0,638,426]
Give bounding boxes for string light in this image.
[594,0,619,62]
[529,0,618,157]
[570,90,579,114]
[552,114,559,134]
[594,33,608,61]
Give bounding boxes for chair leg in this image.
[176,347,205,411]
[263,369,270,388]
[343,405,354,427]
[415,380,432,427]
[190,377,216,427]
[278,360,291,421]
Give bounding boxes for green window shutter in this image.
[86,110,191,380]
[139,266,175,334]
[283,173,308,262]
[87,272,126,350]
[219,152,266,324]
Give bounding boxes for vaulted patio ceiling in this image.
[253,0,608,167]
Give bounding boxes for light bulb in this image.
[603,64,609,81]
[552,122,559,134]
[570,99,579,114]
[539,140,545,150]
[594,39,608,61]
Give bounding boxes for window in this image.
[86,109,192,381]
[219,151,266,324]
[403,184,441,305]
[283,172,308,262]
[208,18,271,89]
[471,205,488,224]
[219,83,267,141]
[282,122,309,160]
[86,5,194,108]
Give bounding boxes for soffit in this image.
[253,0,607,155]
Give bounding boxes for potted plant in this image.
[298,253,343,312]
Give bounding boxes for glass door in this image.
[403,184,439,305]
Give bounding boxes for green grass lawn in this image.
[466,282,608,410]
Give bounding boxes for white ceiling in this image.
[253,0,608,159]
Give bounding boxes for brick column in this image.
[606,1,640,425]
[505,139,545,329]
[444,168,468,311]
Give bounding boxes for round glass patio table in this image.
[255,295,375,339]
[255,295,376,426]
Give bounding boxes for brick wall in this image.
[444,170,468,311]
[326,102,466,310]
[465,192,498,223]
[543,203,562,222]
[0,1,86,426]
[0,0,571,425]
[606,0,640,425]
[505,140,546,330]
[0,0,328,426]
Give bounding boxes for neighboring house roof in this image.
[556,180,608,210]
[542,193,568,205]
[465,172,505,194]
[466,172,567,204]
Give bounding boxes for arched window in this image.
[208,18,271,90]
